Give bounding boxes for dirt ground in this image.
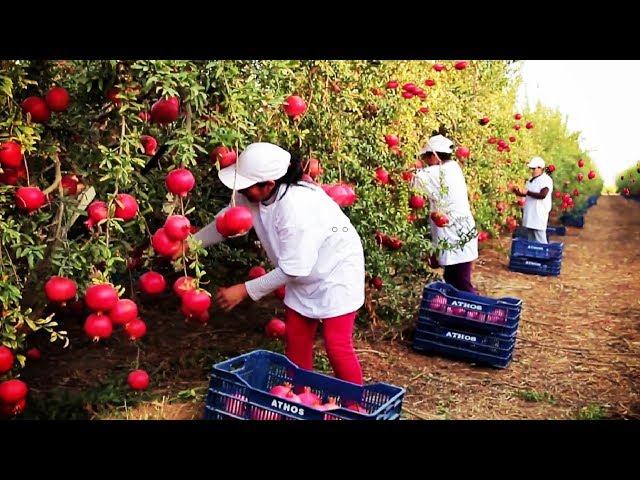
[19,195,640,420]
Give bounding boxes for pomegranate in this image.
[402,91,414,99]
[479,116,490,126]
[283,95,307,118]
[45,87,70,112]
[433,63,445,72]
[139,271,166,295]
[150,96,180,124]
[61,174,81,195]
[487,308,507,324]
[454,61,468,70]
[554,191,562,199]
[250,406,282,420]
[164,215,191,241]
[588,171,596,180]
[573,189,580,197]
[0,166,27,186]
[371,276,383,290]
[15,187,46,213]
[0,379,28,404]
[83,313,113,341]
[509,136,516,143]
[138,111,151,122]
[326,183,357,207]
[274,285,286,301]
[478,231,490,242]
[106,87,122,107]
[384,134,399,148]
[0,141,23,169]
[215,214,234,237]
[347,404,368,414]
[419,106,429,114]
[165,168,195,197]
[517,197,526,207]
[455,147,470,159]
[306,158,323,179]
[127,370,150,390]
[173,276,196,297]
[0,346,14,373]
[248,266,267,280]
[85,283,118,312]
[296,387,321,406]
[124,318,147,341]
[402,171,414,182]
[496,201,506,213]
[21,96,50,123]
[488,137,497,144]
[386,236,403,250]
[152,228,182,257]
[514,124,521,131]
[85,200,108,229]
[515,113,522,120]
[547,164,556,173]
[409,195,426,210]
[210,146,237,168]
[375,167,390,185]
[140,135,157,156]
[109,299,138,326]
[415,89,427,99]
[402,82,417,93]
[578,159,585,168]
[265,318,286,338]
[430,212,449,227]
[182,289,211,315]
[466,310,484,322]
[526,121,534,129]
[113,193,138,221]
[224,393,248,416]
[270,383,292,397]
[0,398,27,417]
[386,80,399,89]
[218,207,253,236]
[425,79,436,87]
[317,397,341,411]
[44,276,77,303]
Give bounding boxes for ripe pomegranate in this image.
[150,96,180,124]
[248,266,267,280]
[479,116,490,126]
[138,111,151,122]
[124,318,147,341]
[506,216,518,232]
[428,294,447,311]
[517,197,526,207]
[21,96,50,123]
[386,80,399,89]
[0,141,23,169]
[496,201,506,214]
[554,191,562,199]
[326,184,357,207]
[127,370,150,390]
[402,171,414,182]
[455,147,470,159]
[573,189,580,197]
[384,134,399,148]
[0,379,28,404]
[374,167,390,185]
[433,63,445,72]
[298,387,321,407]
[578,159,585,168]
[215,214,234,237]
[152,228,183,257]
[45,87,70,112]
[419,106,429,114]
[224,393,248,416]
[402,82,417,93]
[15,187,46,213]
[139,271,166,295]
[265,318,286,338]
[588,171,596,180]
[84,313,113,341]
[0,166,27,186]
[210,146,238,168]
[526,121,534,129]
[109,299,138,326]
[371,276,383,290]
[270,383,293,398]
[283,95,307,118]
[173,276,197,297]
[430,212,449,227]
[140,135,157,156]
[317,397,341,413]
[44,276,77,303]
[478,231,490,242]
[514,124,521,131]
[165,168,195,197]
[547,165,556,173]
[85,200,108,229]
[509,136,516,143]
[182,289,211,315]
[61,174,81,195]
[0,346,14,373]
[114,193,138,221]
[306,158,323,179]
[402,91,414,99]
[409,195,426,210]
[466,310,484,322]
[106,87,122,107]
[454,61,468,70]
[0,397,27,417]
[274,285,286,301]
[164,215,191,241]
[85,283,118,312]
[488,137,497,144]
[487,308,507,324]
[25,348,41,361]
[425,79,436,87]
[218,207,253,236]
[514,113,522,120]
[415,89,426,99]
[347,404,368,414]
[386,236,403,250]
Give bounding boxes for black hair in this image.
[258,148,307,201]
[422,151,452,162]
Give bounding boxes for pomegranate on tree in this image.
[45,87,70,112]
[283,95,307,118]
[152,228,183,257]
[265,318,286,338]
[84,313,113,341]
[114,194,138,221]
[15,187,46,213]
[0,379,28,405]
[150,96,180,124]
[140,135,157,156]
[139,271,166,295]
[85,283,118,312]
[210,146,238,168]
[127,370,150,391]
[124,318,147,341]
[215,207,253,237]
[109,299,138,326]
[21,96,50,123]
[164,215,191,241]
[0,346,14,374]
[165,168,195,197]
[182,289,211,316]
[173,276,197,297]
[247,266,267,280]
[44,276,77,304]
[85,200,108,229]
[0,141,23,169]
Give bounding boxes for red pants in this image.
[284,307,363,385]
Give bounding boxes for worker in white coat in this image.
[512,156,554,244]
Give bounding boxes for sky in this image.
[516,60,640,187]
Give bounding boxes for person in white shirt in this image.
[411,135,479,293]
[512,156,554,244]
[192,142,365,385]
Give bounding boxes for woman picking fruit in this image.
[412,134,479,293]
[193,142,365,385]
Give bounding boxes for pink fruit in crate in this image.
[270,383,292,398]
[428,294,447,312]
[487,308,507,324]
[250,406,282,420]
[298,387,321,407]
[465,310,483,321]
[224,393,248,417]
[451,306,466,316]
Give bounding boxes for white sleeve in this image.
[192,207,230,248]
[244,267,292,301]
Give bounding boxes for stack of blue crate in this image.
[508,237,563,276]
[413,282,522,369]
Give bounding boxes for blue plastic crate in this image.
[414,320,516,355]
[509,257,561,276]
[510,238,563,260]
[546,225,566,237]
[203,350,405,420]
[413,336,513,369]
[561,214,585,228]
[419,282,522,337]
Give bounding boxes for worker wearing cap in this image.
[193,142,365,386]
[512,156,554,244]
[412,135,479,293]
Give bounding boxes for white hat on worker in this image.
[218,142,291,191]
[527,156,545,168]
[419,134,454,155]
